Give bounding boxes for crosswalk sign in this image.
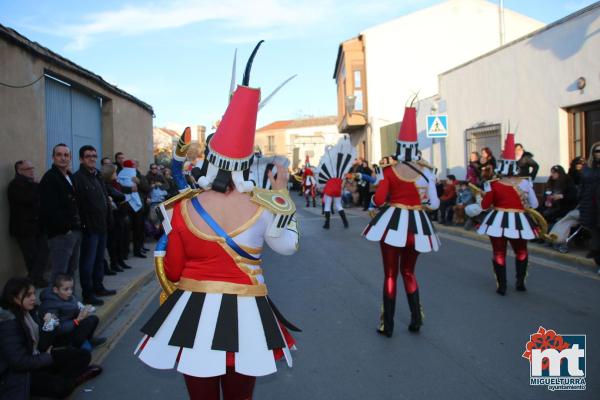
[426,114,448,138]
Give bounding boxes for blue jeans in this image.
[79,232,107,296]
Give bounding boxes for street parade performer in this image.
[476,131,539,295]
[134,41,300,400]
[301,156,317,208]
[317,137,356,229]
[363,103,440,336]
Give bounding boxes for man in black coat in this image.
[7,161,49,288]
[515,143,540,180]
[72,145,116,305]
[39,144,82,287]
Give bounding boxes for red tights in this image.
[379,234,420,298]
[184,368,256,400]
[489,237,528,266]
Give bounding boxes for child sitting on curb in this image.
[39,274,106,351]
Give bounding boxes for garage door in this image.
[45,76,102,171]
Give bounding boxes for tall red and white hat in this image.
[396,106,420,162]
[496,132,519,176]
[198,41,264,193]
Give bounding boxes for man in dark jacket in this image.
[73,145,116,305]
[7,160,49,288]
[515,143,540,180]
[39,144,82,287]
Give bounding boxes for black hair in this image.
[14,160,24,173]
[101,157,112,165]
[447,175,456,181]
[1,277,34,317]
[515,143,523,149]
[79,145,96,159]
[52,143,69,157]
[52,273,73,289]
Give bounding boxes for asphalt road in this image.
[74,198,600,400]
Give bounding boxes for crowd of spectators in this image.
[2,143,178,398]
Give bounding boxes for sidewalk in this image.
[93,255,155,332]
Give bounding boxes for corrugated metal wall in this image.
[45,76,102,171]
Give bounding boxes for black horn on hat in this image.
[242,40,264,86]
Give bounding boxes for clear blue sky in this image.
[1,0,596,129]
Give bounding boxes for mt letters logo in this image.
[522,326,586,391]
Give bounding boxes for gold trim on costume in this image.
[155,256,177,296]
[178,278,267,296]
[251,188,296,215]
[494,207,525,213]
[389,203,423,210]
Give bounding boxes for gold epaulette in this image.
[251,188,296,215]
[161,188,203,210]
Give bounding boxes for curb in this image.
[434,223,596,270]
[95,268,155,333]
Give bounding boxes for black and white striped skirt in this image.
[134,290,297,377]
[363,206,440,252]
[477,209,537,239]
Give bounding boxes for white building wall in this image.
[362,0,543,162]
[286,124,342,168]
[437,4,600,181]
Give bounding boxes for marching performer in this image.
[363,104,440,336]
[301,157,317,208]
[477,132,539,295]
[317,137,356,229]
[135,42,300,400]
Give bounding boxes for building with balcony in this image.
[255,116,341,170]
[333,0,543,163]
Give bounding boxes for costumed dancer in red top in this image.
[301,156,317,208]
[317,137,356,229]
[135,42,300,400]
[477,132,539,295]
[363,103,440,336]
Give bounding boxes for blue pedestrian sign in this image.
[426,114,448,138]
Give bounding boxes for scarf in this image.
[23,312,40,355]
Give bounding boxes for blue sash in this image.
[190,197,260,261]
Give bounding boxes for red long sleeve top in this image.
[373,167,422,207]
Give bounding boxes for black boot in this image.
[515,257,528,291]
[312,198,316,207]
[111,262,124,273]
[323,212,330,229]
[407,290,423,333]
[493,261,507,295]
[339,210,349,228]
[305,198,310,207]
[377,295,395,337]
[321,202,325,215]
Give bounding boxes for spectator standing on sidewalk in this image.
[466,151,481,186]
[72,145,116,306]
[568,156,586,197]
[439,175,457,224]
[101,164,129,273]
[479,147,496,183]
[118,160,146,259]
[515,143,540,180]
[580,141,600,269]
[7,160,48,288]
[39,144,82,285]
[114,152,125,173]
